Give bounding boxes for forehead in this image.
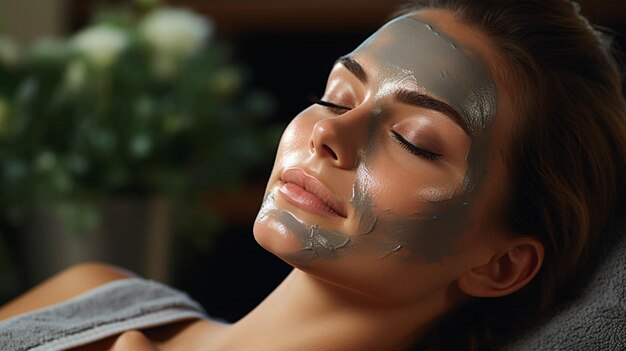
[349,14,497,133]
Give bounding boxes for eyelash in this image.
[308,95,441,161]
[390,130,442,161]
[309,95,351,114]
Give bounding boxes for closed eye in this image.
[309,95,351,114]
[390,130,442,161]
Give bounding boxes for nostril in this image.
[323,145,338,160]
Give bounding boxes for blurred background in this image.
[0,0,624,323]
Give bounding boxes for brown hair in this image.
[396,1,626,349]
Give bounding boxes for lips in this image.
[279,168,346,218]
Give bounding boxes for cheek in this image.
[272,110,318,168]
[348,150,475,262]
[361,151,464,214]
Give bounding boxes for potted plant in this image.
[0,2,279,286]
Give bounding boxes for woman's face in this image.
[254,10,514,304]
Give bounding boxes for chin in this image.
[253,213,304,259]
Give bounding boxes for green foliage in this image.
[0,6,279,233]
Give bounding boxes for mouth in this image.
[279,168,347,218]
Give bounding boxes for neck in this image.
[209,269,453,351]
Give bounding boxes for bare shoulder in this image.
[0,262,136,321]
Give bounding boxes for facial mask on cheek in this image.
[372,199,473,261]
[257,15,498,263]
[348,157,472,262]
[257,192,353,263]
[341,15,498,261]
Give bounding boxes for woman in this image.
[1,0,624,350]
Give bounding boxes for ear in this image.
[457,236,544,298]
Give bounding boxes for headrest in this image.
[507,215,626,350]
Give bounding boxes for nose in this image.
[309,110,369,170]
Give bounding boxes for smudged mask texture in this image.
[257,15,497,263]
[351,15,496,134]
[351,15,496,195]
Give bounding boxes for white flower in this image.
[140,8,212,58]
[71,25,129,68]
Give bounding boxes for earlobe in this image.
[457,237,544,298]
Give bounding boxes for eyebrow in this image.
[337,56,368,84]
[394,89,470,135]
[337,56,470,135]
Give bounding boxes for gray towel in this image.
[0,278,207,351]
[507,223,626,350]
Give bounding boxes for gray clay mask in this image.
[350,15,497,134]
[257,15,498,263]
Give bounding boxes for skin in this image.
[0,9,543,351]
[254,11,507,304]
[232,9,542,351]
